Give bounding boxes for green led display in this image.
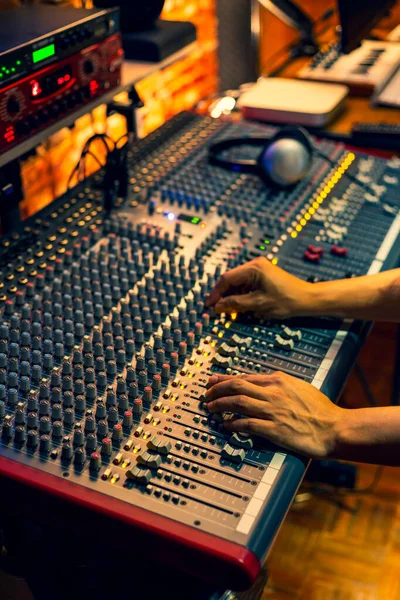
[263,239,271,245]
[259,245,266,251]
[191,217,201,224]
[32,44,55,64]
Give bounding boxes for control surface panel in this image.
[0,112,399,589]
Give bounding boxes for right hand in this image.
[205,257,314,319]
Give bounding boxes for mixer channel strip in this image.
[1,111,400,589]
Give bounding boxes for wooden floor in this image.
[1,325,399,600]
[262,323,400,600]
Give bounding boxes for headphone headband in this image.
[208,127,314,179]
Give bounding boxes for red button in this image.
[331,245,348,257]
[304,251,321,264]
[307,244,324,255]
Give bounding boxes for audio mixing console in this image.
[0,111,400,590]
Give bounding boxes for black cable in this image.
[67,132,116,190]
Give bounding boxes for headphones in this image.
[208,126,317,188]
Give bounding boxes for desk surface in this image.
[281,58,400,136]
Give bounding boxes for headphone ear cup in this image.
[258,127,313,187]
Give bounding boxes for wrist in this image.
[328,408,370,461]
[291,281,328,317]
[300,280,347,318]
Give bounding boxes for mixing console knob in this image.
[27,392,38,412]
[61,442,73,462]
[52,421,63,438]
[2,418,12,439]
[138,371,148,388]
[161,363,170,379]
[128,382,138,400]
[27,429,39,448]
[123,410,133,428]
[95,402,107,420]
[90,452,101,471]
[39,416,51,434]
[86,433,97,452]
[14,426,26,445]
[101,437,112,456]
[112,423,123,441]
[108,406,118,424]
[97,419,108,438]
[73,429,84,447]
[64,408,75,426]
[133,398,143,417]
[40,434,51,454]
[170,352,179,369]
[15,406,25,425]
[74,447,85,466]
[0,401,5,419]
[27,412,38,429]
[118,394,129,411]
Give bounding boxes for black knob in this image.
[7,97,20,115]
[83,60,94,75]
[28,114,40,129]
[15,121,30,136]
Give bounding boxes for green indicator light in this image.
[16,60,21,65]
[191,216,201,224]
[263,239,271,245]
[1,67,6,71]
[32,43,55,64]
[11,68,15,72]
[259,245,266,251]
[5,70,10,74]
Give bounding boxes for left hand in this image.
[205,372,344,459]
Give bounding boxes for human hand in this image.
[205,372,344,459]
[205,257,314,318]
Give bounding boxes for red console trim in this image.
[0,456,260,590]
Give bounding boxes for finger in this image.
[207,395,272,419]
[206,378,273,402]
[224,417,274,437]
[214,291,261,314]
[205,264,255,307]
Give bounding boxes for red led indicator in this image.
[31,80,42,97]
[89,79,99,96]
[57,74,71,86]
[4,126,15,143]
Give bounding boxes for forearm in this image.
[331,406,400,465]
[300,268,400,321]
